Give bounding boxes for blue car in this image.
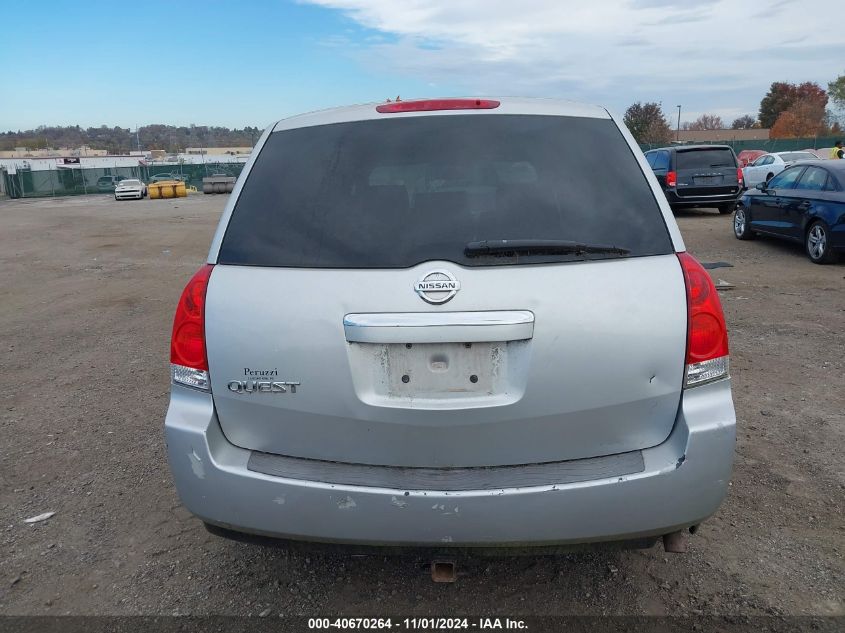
[733,160,845,264]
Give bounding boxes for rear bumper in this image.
[664,188,742,207]
[164,381,735,547]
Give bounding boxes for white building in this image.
[0,155,143,173]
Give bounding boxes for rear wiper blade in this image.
[464,239,630,257]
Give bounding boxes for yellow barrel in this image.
[148,183,162,199]
[161,182,176,198]
[175,181,187,197]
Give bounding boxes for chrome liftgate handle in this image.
[343,311,535,344]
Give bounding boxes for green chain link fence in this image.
[638,135,841,154]
[1,162,245,199]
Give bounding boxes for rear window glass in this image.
[779,152,816,162]
[219,115,672,268]
[676,148,736,170]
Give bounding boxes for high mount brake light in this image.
[376,99,501,114]
[170,264,214,390]
[677,253,729,387]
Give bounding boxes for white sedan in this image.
[742,151,818,188]
[114,179,147,200]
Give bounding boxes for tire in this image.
[718,203,736,215]
[733,206,755,240]
[805,221,839,264]
[114,195,118,201]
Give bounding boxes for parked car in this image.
[165,98,735,552]
[811,148,838,160]
[801,149,827,160]
[736,149,767,168]
[734,160,845,264]
[644,145,743,213]
[149,172,185,183]
[96,175,127,192]
[741,151,818,188]
[113,178,147,200]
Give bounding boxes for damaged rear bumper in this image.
[164,381,735,547]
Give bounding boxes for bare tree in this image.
[682,114,725,131]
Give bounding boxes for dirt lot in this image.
[0,194,842,618]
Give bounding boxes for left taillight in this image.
[677,253,729,388]
[170,264,214,390]
[666,170,677,187]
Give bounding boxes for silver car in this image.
[165,98,735,551]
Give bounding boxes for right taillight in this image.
[170,264,214,390]
[666,171,677,187]
[677,252,729,388]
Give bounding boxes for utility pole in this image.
[676,105,682,142]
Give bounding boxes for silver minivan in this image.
[165,98,735,551]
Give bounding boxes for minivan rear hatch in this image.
[205,111,687,468]
[674,147,740,197]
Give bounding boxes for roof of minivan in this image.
[271,98,610,133]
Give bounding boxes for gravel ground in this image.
[0,194,842,618]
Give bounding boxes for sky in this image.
[1,0,843,131]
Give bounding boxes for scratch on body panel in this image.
[188,449,205,479]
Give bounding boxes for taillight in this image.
[677,253,729,388]
[737,167,744,186]
[666,171,677,187]
[376,98,500,113]
[170,264,214,390]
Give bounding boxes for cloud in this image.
[752,0,790,19]
[631,0,717,7]
[618,36,651,48]
[649,10,709,25]
[304,0,843,122]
